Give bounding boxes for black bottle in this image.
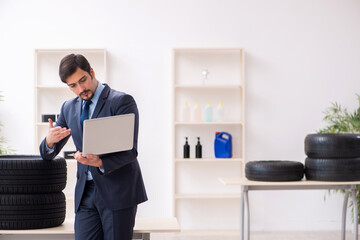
[183,137,190,158]
[196,137,202,158]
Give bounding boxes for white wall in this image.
[0,0,360,231]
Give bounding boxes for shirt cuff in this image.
[99,166,105,173]
[45,141,55,154]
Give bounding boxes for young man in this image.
[39,54,147,240]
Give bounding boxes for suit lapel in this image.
[76,97,83,140]
[92,84,110,119]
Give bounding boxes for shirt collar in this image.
[84,81,104,106]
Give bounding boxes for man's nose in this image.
[78,84,86,93]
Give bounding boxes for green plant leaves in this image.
[318,95,360,133]
[319,94,360,223]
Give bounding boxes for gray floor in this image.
[150,231,356,240]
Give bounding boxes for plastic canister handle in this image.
[219,132,231,140]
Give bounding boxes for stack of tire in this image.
[0,155,67,230]
[305,133,360,181]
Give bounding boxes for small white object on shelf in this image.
[216,101,224,122]
[192,102,202,122]
[182,101,191,122]
[204,102,213,122]
[201,69,209,85]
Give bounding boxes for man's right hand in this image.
[45,118,71,149]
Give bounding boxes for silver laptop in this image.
[82,113,135,156]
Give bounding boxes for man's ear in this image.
[90,68,95,79]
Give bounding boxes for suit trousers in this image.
[75,180,137,240]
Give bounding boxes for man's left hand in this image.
[73,151,103,167]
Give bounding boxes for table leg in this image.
[240,187,245,240]
[351,185,358,240]
[244,187,250,240]
[342,190,350,240]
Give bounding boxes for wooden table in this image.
[0,198,180,240]
[219,177,360,240]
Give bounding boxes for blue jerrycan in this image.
[214,132,232,158]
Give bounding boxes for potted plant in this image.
[317,94,360,222]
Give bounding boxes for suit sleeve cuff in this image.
[45,142,55,154]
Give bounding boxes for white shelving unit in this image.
[34,49,107,196]
[173,48,245,230]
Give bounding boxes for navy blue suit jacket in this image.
[40,84,147,212]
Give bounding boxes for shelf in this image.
[65,159,76,162]
[175,193,241,199]
[174,85,242,89]
[174,48,243,53]
[36,122,72,126]
[36,85,68,89]
[175,158,243,163]
[36,48,106,53]
[35,121,72,127]
[175,121,242,126]
[36,122,70,127]
[36,122,50,126]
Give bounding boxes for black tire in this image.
[0,155,67,194]
[0,192,66,230]
[305,157,360,181]
[305,133,360,158]
[245,160,304,181]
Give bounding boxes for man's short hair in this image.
[59,54,91,83]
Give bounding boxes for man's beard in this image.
[80,90,93,100]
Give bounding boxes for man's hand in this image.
[45,118,71,148]
[73,151,103,167]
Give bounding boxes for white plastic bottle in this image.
[204,102,213,122]
[216,101,223,122]
[192,102,202,122]
[182,101,191,122]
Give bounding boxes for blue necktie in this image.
[80,100,93,180]
[80,100,92,129]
